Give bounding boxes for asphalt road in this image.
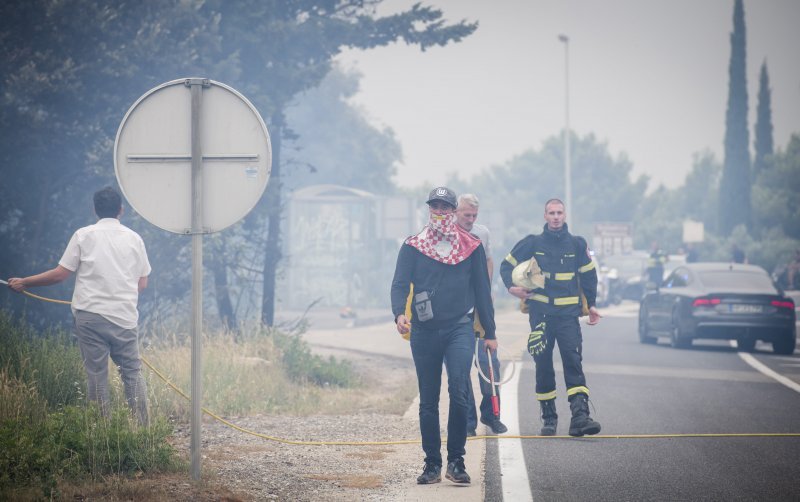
[484,303,800,501]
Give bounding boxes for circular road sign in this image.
[114,78,271,234]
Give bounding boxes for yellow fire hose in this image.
[5,279,800,444]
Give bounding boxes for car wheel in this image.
[638,307,657,344]
[772,329,796,355]
[736,337,756,352]
[669,318,692,349]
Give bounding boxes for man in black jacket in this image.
[500,198,601,437]
[391,186,496,485]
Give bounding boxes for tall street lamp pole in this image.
[558,34,571,227]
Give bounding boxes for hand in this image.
[7,278,25,293]
[484,338,498,352]
[396,314,411,335]
[508,286,531,300]
[587,306,602,325]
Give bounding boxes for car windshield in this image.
[697,270,777,294]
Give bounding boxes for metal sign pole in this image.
[114,78,271,482]
[188,78,207,481]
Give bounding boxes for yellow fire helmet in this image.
[512,256,546,290]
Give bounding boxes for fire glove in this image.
[527,321,547,356]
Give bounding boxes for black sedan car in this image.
[638,262,796,354]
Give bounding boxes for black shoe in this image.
[445,459,471,484]
[467,428,477,437]
[540,399,558,436]
[568,395,601,437]
[417,463,442,484]
[480,416,508,434]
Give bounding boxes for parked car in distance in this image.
[638,262,797,354]
[600,251,649,301]
[601,251,687,301]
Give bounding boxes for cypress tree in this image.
[719,0,751,235]
[754,60,774,174]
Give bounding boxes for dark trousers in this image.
[528,313,587,400]
[410,318,474,466]
[466,338,501,430]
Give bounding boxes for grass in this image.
[0,308,396,498]
[144,323,368,418]
[0,311,180,499]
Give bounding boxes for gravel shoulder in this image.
[161,318,488,501]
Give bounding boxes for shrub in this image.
[0,311,85,408]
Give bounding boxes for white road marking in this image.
[732,341,800,394]
[499,360,533,502]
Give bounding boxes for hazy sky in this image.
[336,0,800,190]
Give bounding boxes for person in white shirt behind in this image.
[7,186,151,425]
[456,193,507,435]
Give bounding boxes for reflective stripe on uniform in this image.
[553,296,580,305]
[567,386,590,397]
[537,391,557,401]
[541,271,574,280]
[505,254,518,267]
[529,294,581,305]
[578,261,596,273]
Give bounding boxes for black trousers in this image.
[527,312,588,401]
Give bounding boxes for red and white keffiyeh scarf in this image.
[406,212,481,265]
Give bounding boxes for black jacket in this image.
[500,223,598,317]
[390,243,496,339]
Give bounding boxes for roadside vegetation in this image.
[0,310,373,499]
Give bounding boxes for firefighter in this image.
[500,198,601,437]
[647,241,668,286]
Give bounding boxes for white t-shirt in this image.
[470,223,491,258]
[59,218,151,329]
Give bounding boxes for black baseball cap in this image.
[426,186,457,208]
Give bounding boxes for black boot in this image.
[539,399,558,436]
[568,394,601,437]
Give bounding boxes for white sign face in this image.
[114,79,271,234]
[683,219,705,243]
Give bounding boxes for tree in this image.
[752,134,800,240]
[719,0,751,235]
[283,66,402,193]
[208,1,476,325]
[754,60,774,174]
[454,132,648,252]
[0,0,225,327]
[0,1,477,328]
[682,150,721,235]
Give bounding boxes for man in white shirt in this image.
[8,187,151,425]
[456,194,507,435]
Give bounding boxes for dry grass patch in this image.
[306,473,384,488]
[55,473,249,502]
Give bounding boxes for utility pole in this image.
[558,34,571,226]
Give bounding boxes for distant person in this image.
[786,249,800,290]
[455,193,507,436]
[500,198,601,437]
[731,244,747,264]
[685,243,699,263]
[646,241,668,286]
[391,186,496,485]
[7,187,151,425]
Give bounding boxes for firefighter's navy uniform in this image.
[500,223,598,404]
[647,247,668,285]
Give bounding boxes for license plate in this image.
[730,304,763,314]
